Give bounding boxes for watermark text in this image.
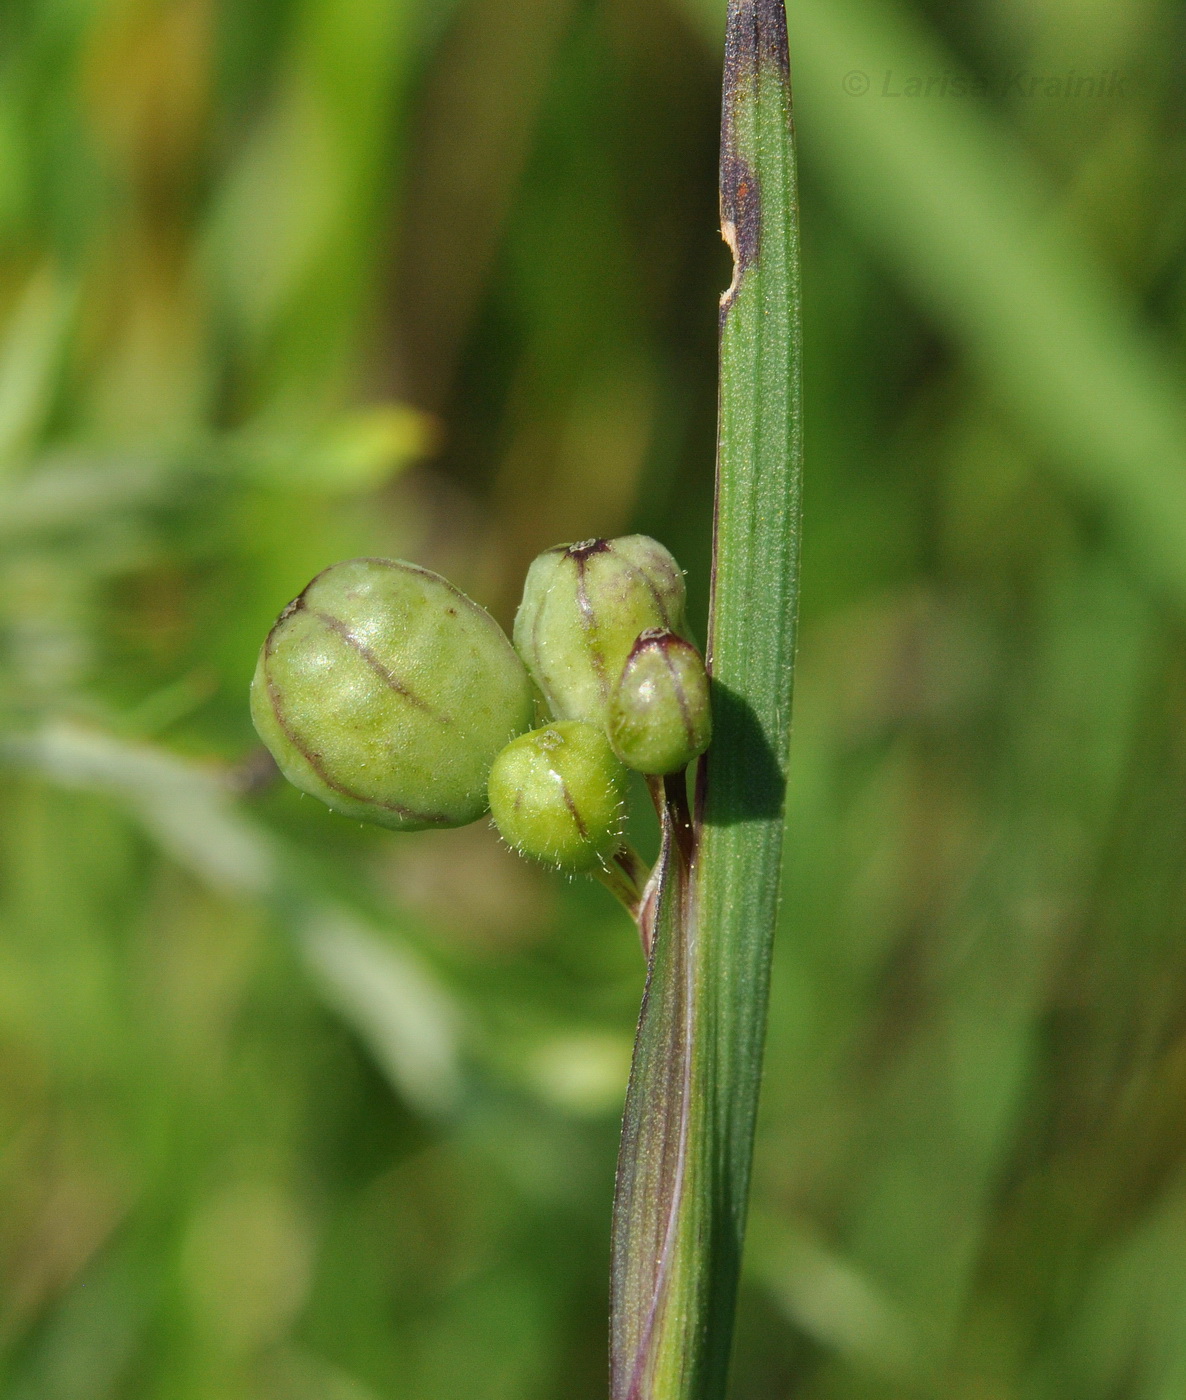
[842,69,1129,100]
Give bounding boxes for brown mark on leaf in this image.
[725,0,790,89]
[719,150,760,317]
[720,0,789,316]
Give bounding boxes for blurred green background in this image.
[3,0,1186,1396]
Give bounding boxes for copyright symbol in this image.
[843,70,870,96]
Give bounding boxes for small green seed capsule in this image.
[513,535,687,727]
[608,628,712,774]
[251,558,533,830]
[487,721,627,871]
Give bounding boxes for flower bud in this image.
[487,721,627,871]
[608,629,712,774]
[513,536,687,727]
[250,558,533,830]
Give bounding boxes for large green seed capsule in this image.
[608,628,712,774]
[487,721,627,871]
[250,558,534,830]
[513,535,687,727]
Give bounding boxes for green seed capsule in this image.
[513,535,687,727]
[608,628,712,774]
[250,558,533,830]
[487,721,627,871]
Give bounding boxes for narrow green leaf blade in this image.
[695,0,803,1386]
[610,793,703,1400]
[609,4,802,1396]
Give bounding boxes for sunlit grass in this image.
[3,1,1186,1397]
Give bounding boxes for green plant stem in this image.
[609,2,802,1397]
[595,842,652,928]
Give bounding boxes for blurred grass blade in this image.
[302,909,464,1117]
[746,1213,921,1385]
[5,721,465,1118]
[0,454,172,537]
[233,402,436,491]
[609,3,802,1395]
[782,0,1186,602]
[681,0,1186,604]
[204,0,428,411]
[0,268,74,474]
[8,720,279,896]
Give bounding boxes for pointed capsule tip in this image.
[567,538,611,560]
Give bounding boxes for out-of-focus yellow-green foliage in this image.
[2,0,1186,1396]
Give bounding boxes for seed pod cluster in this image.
[250,534,710,878]
[491,536,711,867]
